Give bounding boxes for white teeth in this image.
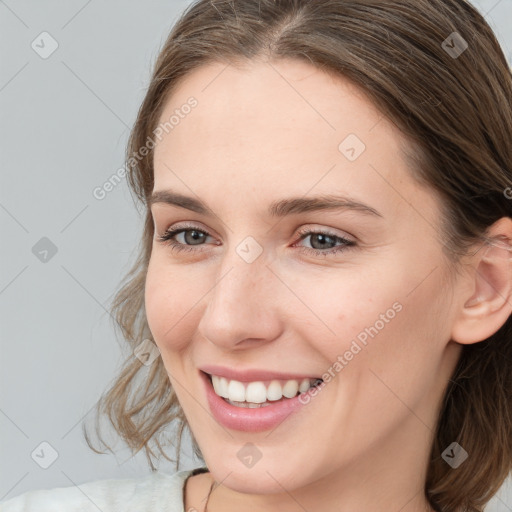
[299,378,310,393]
[211,375,221,395]
[226,399,271,408]
[227,379,246,402]
[217,377,229,398]
[282,379,299,398]
[267,380,283,401]
[210,374,321,404]
[245,382,267,403]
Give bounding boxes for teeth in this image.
[245,382,268,403]
[298,378,311,393]
[226,398,272,408]
[217,377,229,398]
[282,380,299,398]
[267,380,283,401]
[210,374,322,404]
[227,380,245,402]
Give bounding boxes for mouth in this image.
[205,372,324,408]
[200,370,324,432]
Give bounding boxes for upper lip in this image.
[199,364,322,382]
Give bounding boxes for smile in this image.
[209,374,323,407]
[200,369,324,432]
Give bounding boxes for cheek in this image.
[340,273,451,409]
[144,256,200,353]
[280,264,406,356]
[296,264,446,382]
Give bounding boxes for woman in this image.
[2,0,511,511]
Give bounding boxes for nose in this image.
[197,248,284,351]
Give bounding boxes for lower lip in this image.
[201,371,314,432]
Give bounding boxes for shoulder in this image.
[0,467,206,512]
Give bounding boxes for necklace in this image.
[204,479,215,512]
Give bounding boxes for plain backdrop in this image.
[1,0,511,508]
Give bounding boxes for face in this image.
[145,58,463,502]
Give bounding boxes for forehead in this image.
[155,58,391,160]
[151,58,437,224]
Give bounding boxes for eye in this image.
[293,228,356,257]
[156,223,216,254]
[155,223,356,257]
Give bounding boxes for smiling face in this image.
[145,58,464,509]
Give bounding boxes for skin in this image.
[145,58,512,512]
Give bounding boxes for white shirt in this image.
[0,467,207,511]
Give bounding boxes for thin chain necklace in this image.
[204,479,215,512]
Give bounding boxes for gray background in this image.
[1,0,511,509]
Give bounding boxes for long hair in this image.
[83,2,512,510]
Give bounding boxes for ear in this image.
[451,217,512,344]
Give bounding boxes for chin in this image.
[204,454,310,495]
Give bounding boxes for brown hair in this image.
[83,1,512,510]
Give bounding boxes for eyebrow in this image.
[149,190,383,218]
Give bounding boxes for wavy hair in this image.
[83,1,512,510]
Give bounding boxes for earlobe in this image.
[451,218,512,345]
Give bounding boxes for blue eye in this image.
[156,224,356,257]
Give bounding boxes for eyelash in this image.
[155,222,356,258]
